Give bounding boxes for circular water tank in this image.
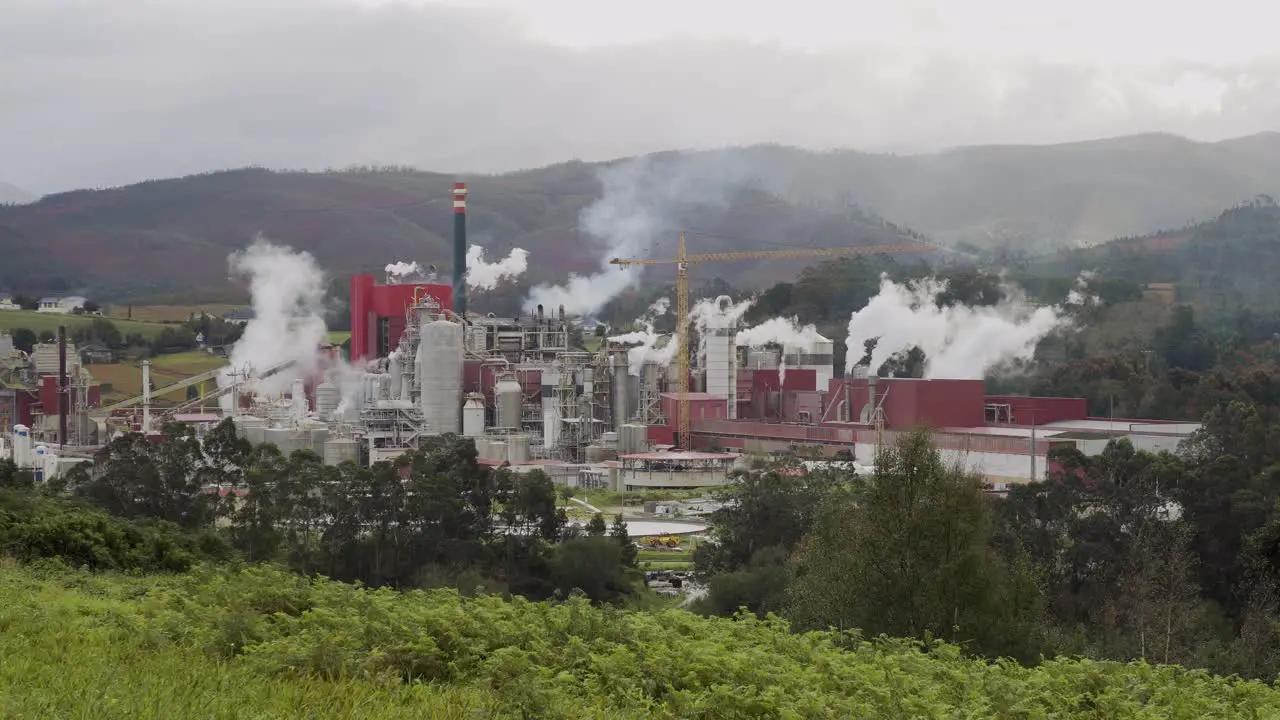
[323,438,360,466]
[264,427,294,455]
[495,375,522,430]
[474,437,491,460]
[507,434,530,463]
[586,445,607,463]
[315,383,340,418]
[489,440,508,463]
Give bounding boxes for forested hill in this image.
[0,165,916,303]
[0,180,32,205]
[4,132,1280,301]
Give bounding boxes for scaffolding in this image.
[639,361,666,425]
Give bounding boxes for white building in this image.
[37,296,87,314]
[0,293,18,311]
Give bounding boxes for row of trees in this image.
[26,421,643,604]
[5,314,243,358]
[691,390,1280,679]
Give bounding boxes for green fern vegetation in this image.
[4,560,1280,719]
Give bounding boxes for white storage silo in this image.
[290,379,308,420]
[418,319,463,435]
[32,445,47,482]
[508,434,530,463]
[388,352,404,401]
[462,393,486,438]
[541,368,561,447]
[12,424,31,469]
[323,437,360,466]
[495,374,522,430]
[264,427,294,455]
[314,383,340,419]
[489,440,508,463]
[474,436,491,460]
[703,296,739,419]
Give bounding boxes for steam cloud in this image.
[385,261,421,277]
[845,273,1091,379]
[220,237,329,408]
[466,245,529,290]
[607,297,679,375]
[735,316,828,384]
[526,154,748,316]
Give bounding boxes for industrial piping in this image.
[57,325,67,447]
[453,181,468,319]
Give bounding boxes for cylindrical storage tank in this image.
[308,427,330,455]
[602,431,618,444]
[314,383,340,419]
[323,437,360,466]
[12,424,31,469]
[508,433,530,463]
[467,326,488,354]
[474,437,490,460]
[419,319,463,434]
[33,445,48,482]
[388,352,403,401]
[541,369,561,447]
[586,444,606,463]
[611,353,630,428]
[290,378,308,419]
[242,418,268,447]
[489,440,508,463]
[264,427,294,455]
[495,374,522,430]
[462,393,485,438]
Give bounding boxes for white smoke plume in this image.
[845,273,1087,380]
[385,261,421,277]
[735,317,828,384]
[689,295,755,369]
[466,245,529,290]
[648,297,671,317]
[526,153,748,316]
[607,297,683,376]
[219,237,330,409]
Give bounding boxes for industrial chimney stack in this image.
[453,181,468,319]
[57,325,68,447]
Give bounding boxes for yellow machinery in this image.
[610,235,939,448]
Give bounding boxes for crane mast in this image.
[610,237,941,449]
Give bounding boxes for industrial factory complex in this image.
[0,182,1201,490]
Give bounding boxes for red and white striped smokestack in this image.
[452,181,468,317]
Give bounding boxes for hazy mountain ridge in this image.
[0,181,34,205]
[2,132,1278,300]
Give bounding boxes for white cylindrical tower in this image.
[12,424,31,469]
[388,352,403,401]
[704,296,739,419]
[290,378,308,420]
[462,393,485,438]
[314,382,339,419]
[494,374,522,430]
[418,318,463,434]
[141,360,152,435]
[32,445,47,481]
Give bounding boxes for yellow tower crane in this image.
[610,234,941,449]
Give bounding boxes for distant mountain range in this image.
[0,181,34,205]
[1,132,1278,301]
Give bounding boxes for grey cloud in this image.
[3,0,1280,194]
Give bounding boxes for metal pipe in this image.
[57,325,67,447]
[452,181,468,319]
[142,360,152,435]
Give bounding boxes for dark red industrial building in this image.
[349,274,453,363]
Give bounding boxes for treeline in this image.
[691,396,1280,680]
[5,314,244,358]
[3,421,643,605]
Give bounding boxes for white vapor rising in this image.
[845,274,1090,379]
[526,154,748,316]
[220,237,329,409]
[735,316,828,384]
[607,298,682,375]
[466,245,529,290]
[689,295,754,368]
[385,261,421,277]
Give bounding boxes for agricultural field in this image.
[4,561,1279,719]
[88,351,228,404]
[103,303,245,323]
[0,310,169,338]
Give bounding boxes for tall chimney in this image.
[57,325,68,447]
[452,181,468,319]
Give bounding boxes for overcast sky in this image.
[4,0,1280,194]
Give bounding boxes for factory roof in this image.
[620,451,736,461]
[658,392,725,401]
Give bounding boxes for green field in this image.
[0,310,171,338]
[89,351,228,402]
[327,330,351,345]
[104,303,244,324]
[4,561,1279,719]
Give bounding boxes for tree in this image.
[585,513,608,537]
[611,514,637,568]
[11,328,36,353]
[787,430,1045,661]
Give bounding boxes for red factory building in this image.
[647,370,1200,486]
[349,274,453,363]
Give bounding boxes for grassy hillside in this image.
[2,561,1277,719]
[0,309,171,338]
[89,351,227,403]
